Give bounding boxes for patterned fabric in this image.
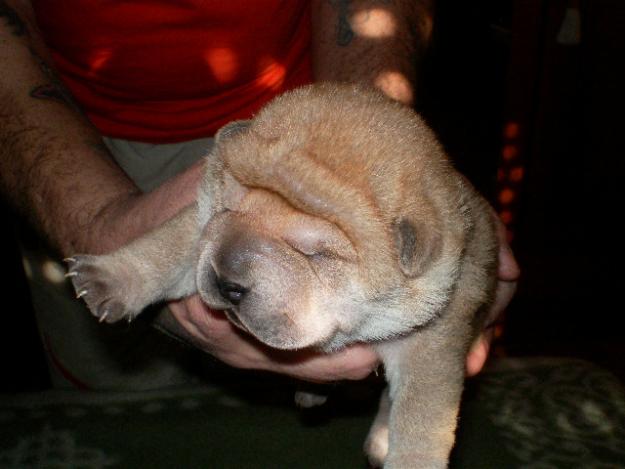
[452,358,625,469]
[2,358,624,468]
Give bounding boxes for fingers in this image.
[273,343,380,382]
[487,211,520,328]
[465,257,517,375]
[488,279,518,325]
[465,212,520,377]
[167,296,236,354]
[466,328,494,377]
[494,214,521,282]
[167,295,381,383]
[332,344,381,380]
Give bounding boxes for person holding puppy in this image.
[0,0,519,389]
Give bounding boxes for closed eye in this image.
[289,244,345,263]
[282,240,327,260]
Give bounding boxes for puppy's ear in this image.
[214,121,252,211]
[394,217,442,278]
[198,121,252,226]
[215,120,252,144]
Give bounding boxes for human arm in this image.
[0,0,203,256]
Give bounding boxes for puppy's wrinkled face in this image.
[196,189,361,350]
[193,85,464,351]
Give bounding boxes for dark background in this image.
[419,0,625,380]
[1,0,624,391]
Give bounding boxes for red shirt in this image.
[33,1,312,143]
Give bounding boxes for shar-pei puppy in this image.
[68,83,498,468]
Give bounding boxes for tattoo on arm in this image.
[29,49,84,114]
[330,0,393,47]
[30,83,77,107]
[0,2,82,112]
[330,0,354,46]
[0,1,28,36]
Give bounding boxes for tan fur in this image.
[68,84,498,468]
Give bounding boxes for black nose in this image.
[216,277,248,305]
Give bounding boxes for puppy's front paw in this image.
[65,255,135,323]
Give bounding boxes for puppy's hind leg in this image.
[67,206,200,323]
[364,387,391,468]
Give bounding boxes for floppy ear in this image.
[215,120,253,211]
[197,120,252,226]
[393,217,442,278]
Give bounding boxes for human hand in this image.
[168,295,380,383]
[465,217,520,376]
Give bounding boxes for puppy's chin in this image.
[225,308,331,351]
[239,318,314,351]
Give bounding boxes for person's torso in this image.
[33,0,312,142]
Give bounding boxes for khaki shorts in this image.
[22,136,214,390]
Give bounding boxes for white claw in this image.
[99,311,109,323]
[76,290,88,299]
[63,257,77,264]
[65,271,78,278]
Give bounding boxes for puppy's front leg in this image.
[376,318,471,469]
[67,205,200,323]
